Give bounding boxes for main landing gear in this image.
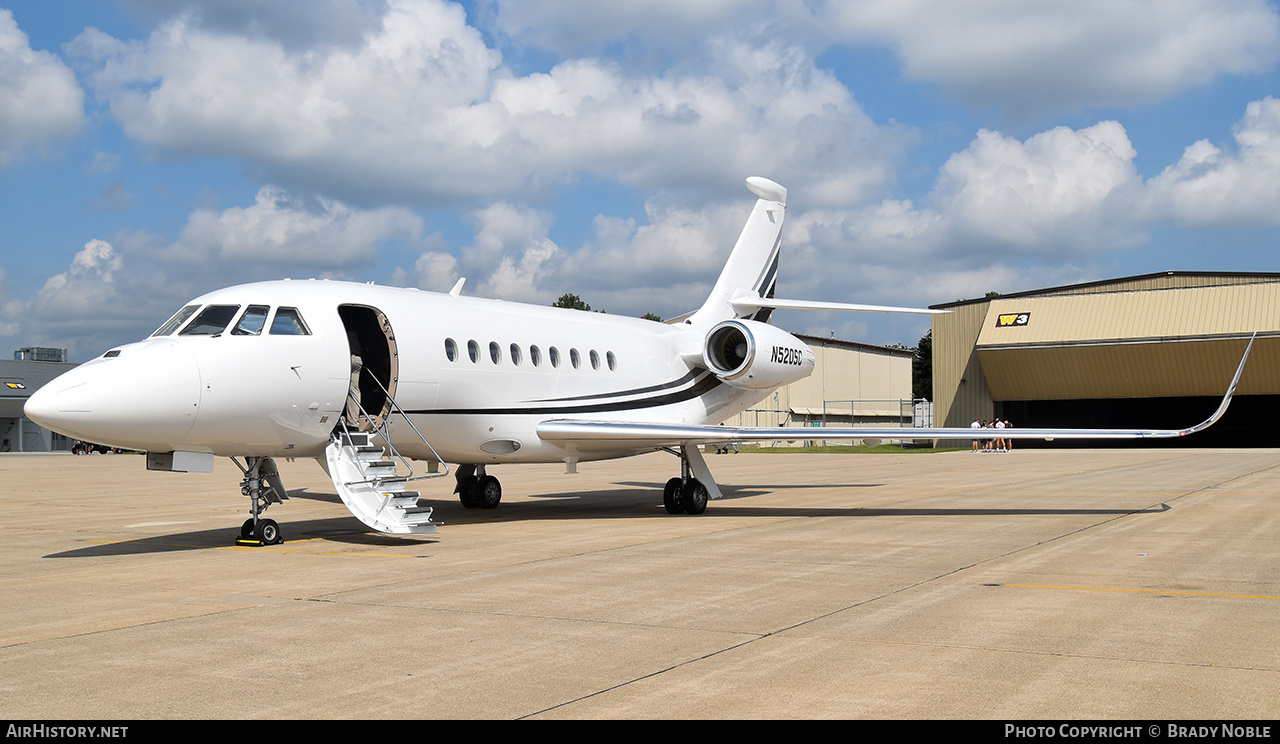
[663,476,709,515]
[662,445,713,515]
[448,446,721,516]
[455,464,502,509]
[232,456,288,546]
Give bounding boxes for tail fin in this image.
[689,177,787,327]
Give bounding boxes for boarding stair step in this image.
[325,435,436,535]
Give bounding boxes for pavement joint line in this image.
[521,634,765,719]
[1,605,252,651]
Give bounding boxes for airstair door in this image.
[338,305,399,432]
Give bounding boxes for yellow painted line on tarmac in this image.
[1005,583,1280,601]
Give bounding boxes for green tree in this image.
[552,293,591,311]
[641,312,663,322]
[912,330,933,401]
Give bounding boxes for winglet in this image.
[1176,332,1256,437]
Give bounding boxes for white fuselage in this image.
[25,279,790,465]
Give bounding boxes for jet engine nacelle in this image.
[702,319,815,390]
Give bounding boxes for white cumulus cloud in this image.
[171,186,423,266]
[488,0,1280,118]
[832,0,1280,117]
[1146,97,1280,227]
[0,9,84,165]
[70,0,900,206]
[932,121,1144,253]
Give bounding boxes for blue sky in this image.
[3,0,1280,361]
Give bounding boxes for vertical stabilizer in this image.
[689,177,787,327]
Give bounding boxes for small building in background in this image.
[721,334,917,441]
[1,350,75,452]
[14,346,69,363]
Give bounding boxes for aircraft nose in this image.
[25,340,202,451]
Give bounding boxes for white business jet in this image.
[24,177,1252,545]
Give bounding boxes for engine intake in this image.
[702,319,814,390]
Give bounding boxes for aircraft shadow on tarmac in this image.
[44,479,1171,558]
[44,513,438,559]
[611,481,886,498]
[282,487,342,504]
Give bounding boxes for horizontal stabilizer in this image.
[730,294,947,316]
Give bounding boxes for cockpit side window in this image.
[152,305,200,336]
[231,305,270,336]
[270,307,311,335]
[179,305,241,336]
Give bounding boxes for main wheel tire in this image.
[663,477,685,514]
[458,475,480,508]
[255,518,281,544]
[681,480,708,515]
[473,475,502,509]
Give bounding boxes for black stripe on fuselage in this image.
[529,368,702,403]
[405,372,724,416]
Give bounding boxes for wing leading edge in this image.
[537,334,1256,447]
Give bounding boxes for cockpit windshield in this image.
[152,305,200,336]
[179,305,241,336]
[232,305,270,336]
[152,303,310,338]
[270,307,311,335]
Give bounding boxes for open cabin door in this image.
[338,305,399,432]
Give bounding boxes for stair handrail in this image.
[338,392,410,487]
[352,377,450,483]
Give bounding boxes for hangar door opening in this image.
[997,395,1280,448]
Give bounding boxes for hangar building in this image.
[930,272,1280,447]
[1,354,76,452]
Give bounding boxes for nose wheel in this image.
[232,456,287,546]
[239,517,281,545]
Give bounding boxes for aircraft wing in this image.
[538,334,1254,447]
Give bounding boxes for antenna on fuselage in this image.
[449,278,466,297]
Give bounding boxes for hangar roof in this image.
[931,270,1280,310]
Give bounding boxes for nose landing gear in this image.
[239,517,281,545]
[232,456,288,546]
